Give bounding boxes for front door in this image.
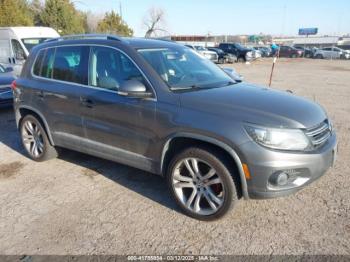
[81,46,157,171]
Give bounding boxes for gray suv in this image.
[13,35,337,220]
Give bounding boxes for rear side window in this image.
[53,46,89,85]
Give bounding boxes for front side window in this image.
[52,46,89,84]
[11,39,26,60]
[138,47,234,90]
[89,46,145,91]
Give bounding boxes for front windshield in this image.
[138,47,234,89]
[21,38,52,52]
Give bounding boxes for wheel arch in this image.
[17,106,55,146]
[160,133,249,199]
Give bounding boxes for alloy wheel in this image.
[21,120,45,158]
[172,158,225,216]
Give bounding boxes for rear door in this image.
[81,45,157,170]
[32,45,90,147]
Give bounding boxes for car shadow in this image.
[0,108,179,213]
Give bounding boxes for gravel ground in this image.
[0,58,349,255]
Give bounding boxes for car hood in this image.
[180,83,327,129]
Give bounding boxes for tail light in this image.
[11,80,17,90]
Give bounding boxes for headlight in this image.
[245,125,310,151]
[246,52,253,57]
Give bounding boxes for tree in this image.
[85,11,104,33]
[143,7,167,38]
[29,0,44,26]
[97,11,133,36]
[0,0,33,26]
[40,0,85,35]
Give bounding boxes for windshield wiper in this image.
[169,85,202,91]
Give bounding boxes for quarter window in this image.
[89,46,145,91]
[40,48,55,79]
[33,49,45,76]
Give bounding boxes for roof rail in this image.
[45,34,123,43]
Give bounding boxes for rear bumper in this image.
[239,133,337,199]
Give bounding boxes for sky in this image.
[76,0,350,37]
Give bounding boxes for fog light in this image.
[274,172,289,186]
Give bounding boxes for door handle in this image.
[80,97,94,108]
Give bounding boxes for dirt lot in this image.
[0,58,349,255]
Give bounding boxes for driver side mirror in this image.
[118,80,153,99]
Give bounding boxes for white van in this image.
[0,27,60,75]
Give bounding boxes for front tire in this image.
[237,57,245,63]
[20,115,58,162]
[167,147,238,221]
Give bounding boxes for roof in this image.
[36,35,182,51]
[123,37,181,49]
[0,27,60,38]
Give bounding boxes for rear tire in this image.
[20,115,58,162]
[167,147,238,221]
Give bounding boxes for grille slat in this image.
[305,120,331,147]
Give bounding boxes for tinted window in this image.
[33,49,45,76]
[89,46,145,91]
[53,46,89,85]
[40,48,55,78]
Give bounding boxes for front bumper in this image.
[239,132,337,199]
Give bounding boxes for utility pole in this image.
[119,1,123,19]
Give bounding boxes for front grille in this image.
[305,120,331,147]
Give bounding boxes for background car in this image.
[278,46,303,58]
[293,46,315,58]
[0,64,16,107]
[185,45,219,63]
[207,47,237,63]
[314,47,350,59]
[253,46,272,57]
[218,43,253,62]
